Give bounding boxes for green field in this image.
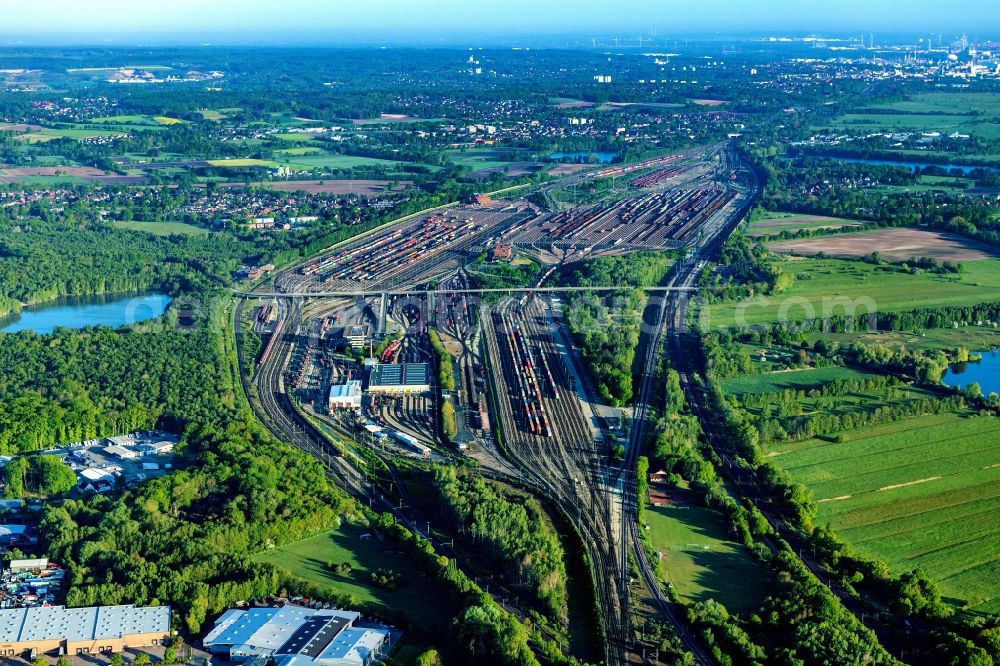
[748,212,867,237]
[112,220,208,236]
[822,113,1000,141]
[275,146,326,156]
[874,92,1000,117]
[447,149,518,171]
[273,132,318,143]
[207,158,279,168]
[705,257,1000,329]
[810,325,1000,354]
[820,93,1000,143]
[16,127,131,142]
[721,365,873,395]
[89,114,157,125]
[766,412,1000,613]
[275,154,410,170]
[644,501,768,614]
[872,177,975,195]
[255,522,459,630]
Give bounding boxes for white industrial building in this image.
[136,440,175,456]
[203,605,389,666]
[103,444,138,460]
[328,380,363,411]
[77,468,116,493]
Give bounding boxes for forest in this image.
[559,253,678,406]
[564,291,642,406]
[0,325,229,455]
[433,467,569,624]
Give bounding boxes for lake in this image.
[943,349,1000,395]
[830,156,999,175]
[0,293,172,334]
[549,151,618,164]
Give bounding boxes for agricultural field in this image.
[871,177,978,196]
[821,113,1000,141]
[704,256,1000,329]
[644,499,768,614]
[254,522,459,631]
[89,114,157,124]
[273,132,319,143]
[0,166,142,185]
[275,146,327,156]
[206,158,279,168]
[819,93,1000,144]
[274,154,412,170]
[721,365,873,396]
[446,149,521,171]
[768,228,1000,263]
[112,220,209,236]
[748,211,867,237]
[14,127,131,142]
[765,411,1000,613]
[874,92,1000,117]
[261,179,412,194]
[809,324,1000,355]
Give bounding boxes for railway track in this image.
[618,142,759,665]
[236,142,757,665]
[482,297,632,665]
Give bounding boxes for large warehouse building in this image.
[203,605,389,666]
[0,604,170,658]
[366,363,429,394]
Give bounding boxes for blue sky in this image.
[0,0,995,41]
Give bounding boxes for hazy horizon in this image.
[0,0,996,46]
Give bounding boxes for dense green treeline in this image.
[3,455,77,497]
[640,356,900,665]
[564,291,641,406]
[0,216,248,313]
[555,250,677,288]
[433,467,569,624]
[427,329,456,392]
[44,420,355,633]
[557,252,679,406]
[0,325,228,454]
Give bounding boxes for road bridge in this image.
[234,285,701,299]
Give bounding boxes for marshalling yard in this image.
[235,142,758,666]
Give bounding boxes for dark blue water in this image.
[943,350,1000,395]
[0,294,171,334]
[831,156,999,175]
[549,151,618,164]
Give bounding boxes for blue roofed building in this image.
[202,605,389,666]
